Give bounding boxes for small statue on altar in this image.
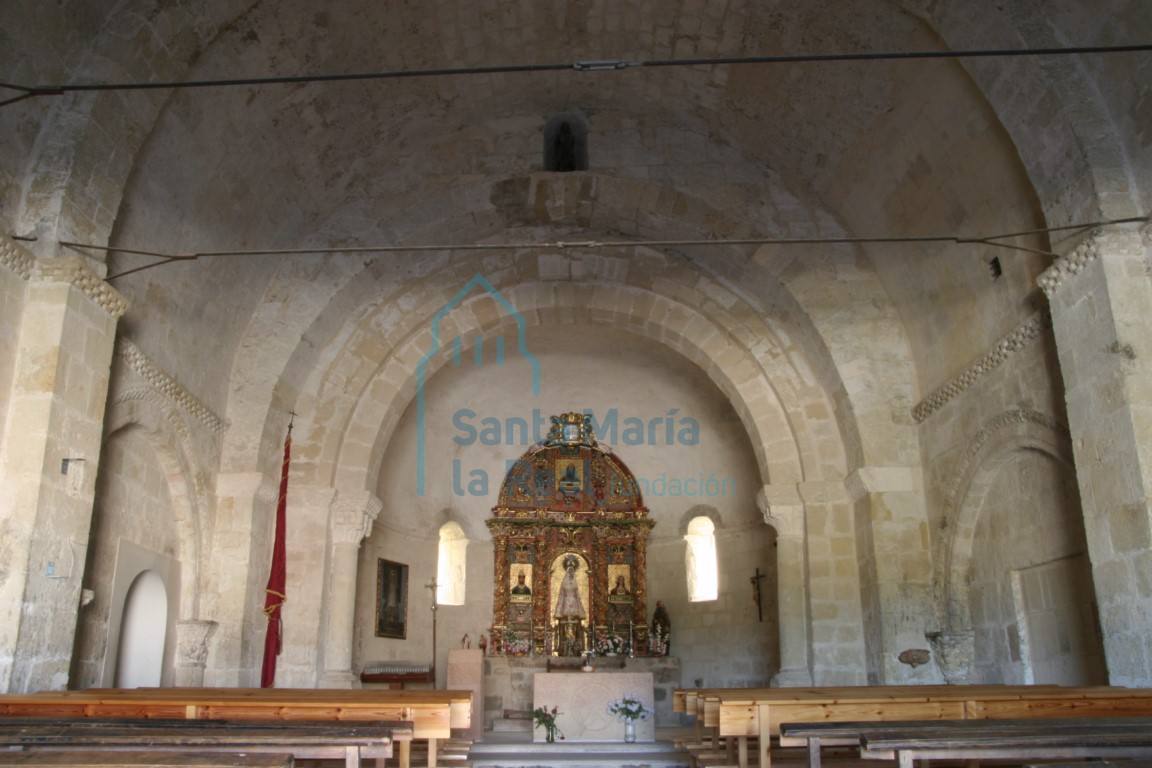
[554,555,586,619]
[651,600,671,656]
[554,554,587,656]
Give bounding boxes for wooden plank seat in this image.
[857,716,1152,768]
[0,718,401,768]
[673,685,1152,768]
[0,688,471,768]
[0,750,296,768]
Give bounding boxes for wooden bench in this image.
[858,717,1152,768]
[0,688,471,768]
[0,751,296,768]
[674,685,1152,768]
[0,718,401,768]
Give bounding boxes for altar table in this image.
[532,672,655,743]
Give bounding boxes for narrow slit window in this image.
[436,522,467,606]
[685,516,718,602]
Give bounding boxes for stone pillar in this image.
[845,466,933,684]
[758,485,812,686]
[319,490,381,688]
[0,252,126,692]
[1039,230,1152,685]
[205,471,275,687]
[174,619,218,687]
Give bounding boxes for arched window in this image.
[685,516,718,602]
[436,522,467,606]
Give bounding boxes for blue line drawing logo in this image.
[415,274,541,496]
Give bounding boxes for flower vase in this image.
[624,720,636,743]
[546,726,556,743]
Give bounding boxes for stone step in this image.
[468,739,690,768]
[491,718,533,732]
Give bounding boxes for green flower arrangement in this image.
[532,705,564,742]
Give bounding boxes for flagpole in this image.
[260,412,294,688]
[426,578,438,687]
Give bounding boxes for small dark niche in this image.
[543,115,588,172]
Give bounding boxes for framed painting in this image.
[375,558,408,638]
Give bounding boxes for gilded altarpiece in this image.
[487,413,655,656]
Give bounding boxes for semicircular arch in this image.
[288,262,851,507]
[934,409,1074,634]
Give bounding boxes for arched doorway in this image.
[114,570,168,687]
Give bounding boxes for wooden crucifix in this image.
[750,567,765,622]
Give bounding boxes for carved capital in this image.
[330,490,383,545]
[757,486,806,537]
[175,619,218,669]
[844,467,916,502]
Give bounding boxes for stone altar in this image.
[532,671,655,742]
[483,655,680,732]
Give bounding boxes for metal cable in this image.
[2,43,1150,107]
[52,216,1147,281]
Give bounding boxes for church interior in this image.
[3,0,1152,730]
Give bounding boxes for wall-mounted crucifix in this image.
[750,567,765,622]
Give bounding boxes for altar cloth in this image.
[532,671,655,743]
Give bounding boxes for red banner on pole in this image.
[260,424,291,688]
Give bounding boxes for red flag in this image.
[260,424,291,688]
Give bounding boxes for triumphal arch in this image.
[486,412,655,657]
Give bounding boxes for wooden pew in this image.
[783,718,1152,768]
[0,751,296,768]
[858,716,1152,768]
[674,685,1152,768]
[0,688,470,768]
[0,718,400,768]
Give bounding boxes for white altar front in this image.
[532,671,655,742]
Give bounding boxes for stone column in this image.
[0,251,126,692]
[319,490,381,688]
[205,471,276,687]
[758,485,812,686]
[845,466,933,684]
[174,619,218,687]
[1039,230,1152,685]
[797,480,867,685]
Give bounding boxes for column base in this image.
[772,666,813,687]
[319,669,359,688]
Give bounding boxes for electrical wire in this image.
[57,216,1148,281]
[2,43,1150,108]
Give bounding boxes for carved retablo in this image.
[487,412,654,656]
